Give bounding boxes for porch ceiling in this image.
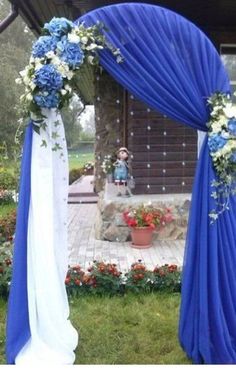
[8,0,236,34]
[6,0,236,104]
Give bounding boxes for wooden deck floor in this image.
[68,204,185,272]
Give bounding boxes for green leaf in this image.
[40,139,47,148]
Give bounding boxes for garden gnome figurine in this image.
[113,147,132,197]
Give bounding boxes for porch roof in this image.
[6,0,236,104]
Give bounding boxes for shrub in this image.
[152,264,181,292]
[0,210,16,246]
[0,255,181,299]
[0,190,14,205]
[86,261,122,296]
[0,170,17,191]
[65,261,182,297]
[69,168,83,185]
[125,261,153,293]
[0,246,12,299]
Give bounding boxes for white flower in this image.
[15,78,22,84]
[81,36,88,44]
[61,89,67,96]
[19,69,27,78]
[87,55,95,64]
[23,76,31,85]
[29,81,36,90]
[45,50,56,59]
[50,55,61,67]
[68,32,80,44]
[35,61,44,70]
[26,93,33,101]
[223,104,236,118]
[86,43,98,50]
[65,84,72,93]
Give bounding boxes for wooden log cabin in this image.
[3,0,236,195]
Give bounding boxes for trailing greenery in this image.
[0,293,190,365]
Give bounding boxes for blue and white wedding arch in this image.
[6,2,236,365]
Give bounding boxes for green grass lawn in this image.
[2,152,94,174]
[68,152,94,171]
[0,293,190,365]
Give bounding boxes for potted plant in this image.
[123,203,174,248]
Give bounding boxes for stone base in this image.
[95,182,191,242]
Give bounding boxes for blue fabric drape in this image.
[78,3,235,363]
[6,123,32,364]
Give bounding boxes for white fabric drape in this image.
[15,109,78,364]
[197,130,206,158]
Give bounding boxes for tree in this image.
[0,0,35,157]
[61,95,84,148]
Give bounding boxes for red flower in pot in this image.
[123,203,174,249]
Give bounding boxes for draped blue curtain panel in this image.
[6,123,32,364]
[79,3,236,364]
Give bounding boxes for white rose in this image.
[51,55,61,67]
[81,36,88,44]
[68,33,80,44]
[23,76,31,85]
[65,84,72,93]
[223,104,236,118]
[61,89,67,96]
[26,93,33,101]
[45,51,56,59]
[29,81,36,90]
[86,43,98,50]
[35,61,44,70]
[19,69,27,77]
[15,78,22,84]
[87,55,94,64]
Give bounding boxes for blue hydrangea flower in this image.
[34,91,60,108]
[208,134,227,153]
[230,152,236,163]
[32,36,58,58]
[44,17,73,38]
[34,64,63,92]
[57,36,84,68]
[228,118,236,136]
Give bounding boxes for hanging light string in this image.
[162,114,167,193]
[146,107,151,191]
[130,95,134,164]
[182,123,186,192]
[116,83,120,146]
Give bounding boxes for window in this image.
[220,44,236,102]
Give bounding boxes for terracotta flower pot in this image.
[131,227,154,249]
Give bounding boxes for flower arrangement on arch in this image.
[123,203,174,229]
[207,92,236,221]
[16,17,122,133]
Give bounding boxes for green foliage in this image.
[0,208,16,246]
[0,170,17,190]
[0,0,35,158]
[65,260,181,298]
[69,167,84,185]
[0,190,14,205]
[152,264,181,292]
[68,151,94,170]
[61,96,83,148]
[0,245,12,299]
